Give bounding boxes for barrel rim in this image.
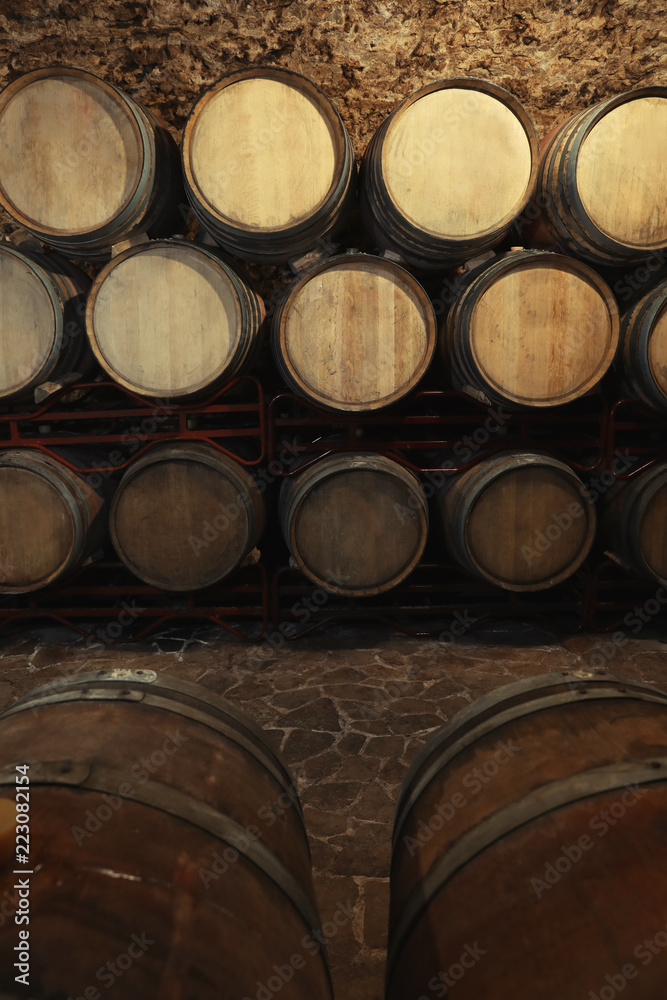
[461,251,620,406]
[0,64,151,240]
[181,65,352,237]
[0,447,90,592]
[378,77,539,243]
[85,238,250,399]
[387,756,667,988]
[272,252,437,412]
[109,441,261,592]
[0,242,62,399]
[280,452,429,596]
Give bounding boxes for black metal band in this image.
[393,675,667,848]
[388,757,667,985]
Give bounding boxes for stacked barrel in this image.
[0,65,664,610]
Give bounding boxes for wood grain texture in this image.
[87,240,264,399]
[576,96,667,247]
[273,253,436,411]
[382,87,533,238]
[189,76,336,229]
[360,78,538,268]
[279,454,428,595]
[110,442,265,591]
[0,68,184,260]
[444,250,619,408]
[0,450,106,593]
[182,67,356,263]
[438,452,596,590]
[537,87,667,265]
[0,671,331,999]
[0,244,91,402]
[389,673,667,1000]
[0,73,142,234]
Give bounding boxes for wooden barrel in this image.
[0,668,331,999]
[86,239,265,400]
[437,451,596,591]
[442,249,619,408]
[272,253,437,411]
[109,442,265,591]
[537,86,667,267]
[182,67,356,263]
[0,449,107,593]
[388,671,667,1000]
[279,453,428,596]
[599,460,667,583]
[0,243,93,404]
[619,279,667,412]
[0,67,184,261]
[360,78,539,269]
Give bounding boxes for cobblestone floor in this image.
[0,621,665,1000]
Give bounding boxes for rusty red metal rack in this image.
[0,559,269,642]
[0,377,268,641]
[606,396,667,479]
[268,388,608,476]
[270,560,591,640]
[0,375,266,471]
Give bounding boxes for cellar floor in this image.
[0,621,665,1000]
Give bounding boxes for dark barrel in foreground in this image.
[388,671,667,1000]
[0,669,332,999]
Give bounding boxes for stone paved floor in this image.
[0,621,665,1000]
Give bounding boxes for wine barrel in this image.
[619,279,667,412]
[388,671,667,1000]
[442,249,619,408]
[110,442,265,591]
[599,460,667,583]
[360,78,539,269]
[279,453,428,596]
[273,253,437,412]
[86,239,265,400]
[536,86,667,267]
[182,67,356,263]
[437,451,596,591]
[0,67,183,261]
[0,669,332,1000]
[0,449,107,593]
[0,243,92,403]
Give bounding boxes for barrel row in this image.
[5,666,667,997]
[0,444,664,596]
[5,242,667,414]
[1,67,667,272]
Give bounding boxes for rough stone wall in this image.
[1,0,665,183]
